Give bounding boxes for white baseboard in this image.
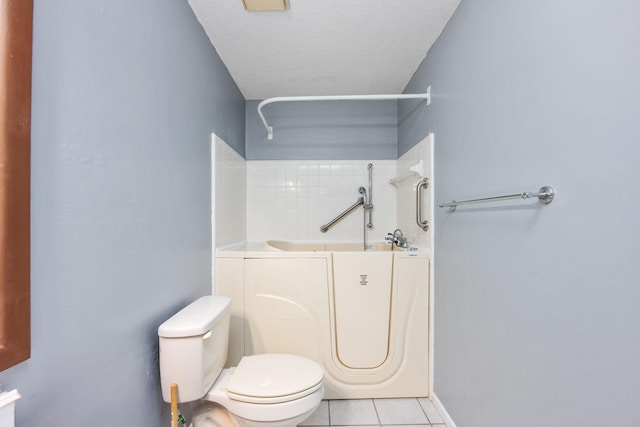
[430,392,457,427]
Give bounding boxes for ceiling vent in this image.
[243,0,288,11]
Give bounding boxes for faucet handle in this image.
[387,230,409,248]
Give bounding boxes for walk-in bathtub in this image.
[215,241,430,399]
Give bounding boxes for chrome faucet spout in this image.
[386,229,408,248]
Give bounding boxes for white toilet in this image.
[158,295,324,427]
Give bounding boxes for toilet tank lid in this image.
[158,296,231,338]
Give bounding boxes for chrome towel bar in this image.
[439,186,555,211]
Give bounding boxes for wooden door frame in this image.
[0,0,32,371]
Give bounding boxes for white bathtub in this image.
[215,241,430,399]
[265,240,397,252]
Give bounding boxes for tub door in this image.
[332,252,394,369]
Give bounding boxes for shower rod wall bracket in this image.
[258,86,431,140]
[439,186,555,211]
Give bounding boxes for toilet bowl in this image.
[158,296,324,427]
[194,361,323,427]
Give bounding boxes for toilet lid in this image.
[227,354,323,404]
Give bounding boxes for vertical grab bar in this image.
[416,178,429,231]
[366,163,373,228]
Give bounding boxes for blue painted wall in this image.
[400,1,640,426]
[246,99,397,160]
[0,0,244,426]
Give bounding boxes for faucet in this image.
[385,229,408,248]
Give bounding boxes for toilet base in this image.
[191,403,239,427]
[191,402,317,427]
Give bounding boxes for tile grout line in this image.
[417,397,434,426]
[372,398,382,426]
[322,398,440,427]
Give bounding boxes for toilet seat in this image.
[204,368,324,424]
[227,354,324,404]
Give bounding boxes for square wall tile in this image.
[247,160,396,242]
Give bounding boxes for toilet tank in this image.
[158,296,231,403]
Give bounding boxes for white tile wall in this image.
[395,134,433,250]
[247,160,397,243]
[213,134,247,247]
[212,138,433,250]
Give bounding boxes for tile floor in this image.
[299,397,446,426]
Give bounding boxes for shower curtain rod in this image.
[257,86,431,140]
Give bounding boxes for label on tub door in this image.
[332,252,393,369]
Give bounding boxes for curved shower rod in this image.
[257,86,432,140]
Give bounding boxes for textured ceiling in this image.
[187,0,461,100]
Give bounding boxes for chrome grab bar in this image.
[439,186,555,211]
[365,163,373,229]
[416,178,429,231]
[320,194,365,233]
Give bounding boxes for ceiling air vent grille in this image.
[242,0,288,11]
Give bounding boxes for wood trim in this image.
[0,0,32,371]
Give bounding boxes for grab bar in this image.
[321,195,365,233]
[365,163,373,229]
[416,178,429,231]
[439,186,555,211]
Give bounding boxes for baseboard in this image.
[430,392,457,427]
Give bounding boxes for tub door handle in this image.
[416,178,429,231]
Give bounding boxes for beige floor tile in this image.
[299,400,329,426]
[418,397,445,424]
[374,398,430,425]
[329,399,379,425]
